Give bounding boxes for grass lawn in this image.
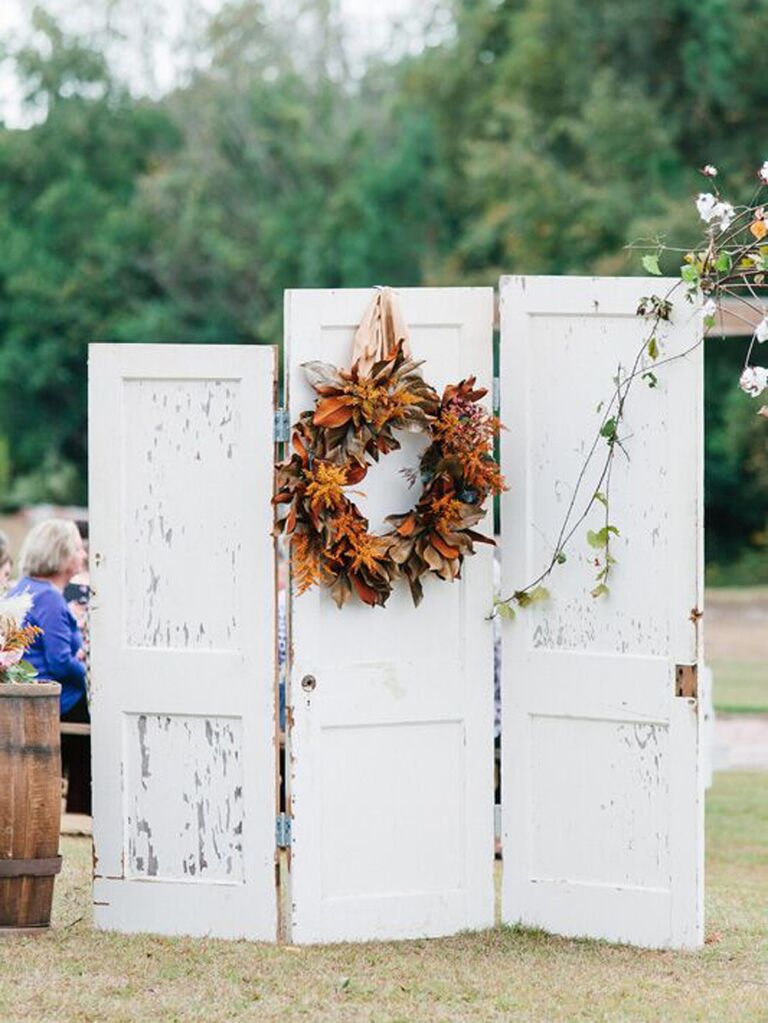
[712,660,768,715]
[0,774,766,1023]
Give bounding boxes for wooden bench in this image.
[59,722,91,737]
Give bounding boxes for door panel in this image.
[89,343,278,940]
[499,276,704,949]
[285,288,495,944]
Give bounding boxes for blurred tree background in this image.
[0,0,765,581]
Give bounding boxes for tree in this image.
[0,11,179,503]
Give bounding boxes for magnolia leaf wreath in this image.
[274,288,505,608]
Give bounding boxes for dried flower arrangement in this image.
[274,292,505,608]
[0,593,41,683]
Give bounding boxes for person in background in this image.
[0,531,12,593]
[8,518,91,813]
[64,519,90,689]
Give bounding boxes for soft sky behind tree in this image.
[0,0,434,127]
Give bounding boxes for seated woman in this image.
[8,518,90,813]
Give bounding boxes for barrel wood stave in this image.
[0,683,62,930]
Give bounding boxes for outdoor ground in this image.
[0,772,766,1023]
[708,587,768,714]
[0,587,764,1022]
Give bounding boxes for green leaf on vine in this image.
[642,371,658,388]
[513,586,550,609]
[642,254,662,276]
[600,417,617,442]
[681,264,699,285]
[715,251,731,272]
[591,582,610,599]
[647,336,659,360]
[587,525,620,549]
[556,551,567,564]
[594,491,607,507]
[495,600,516,620]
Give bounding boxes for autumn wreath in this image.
[274,288,505,608]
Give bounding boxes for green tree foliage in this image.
[0,10,180,503]
[127,1,447,348]
[0,0,765,579]
[407,0,768,280]
[705,338,768,582]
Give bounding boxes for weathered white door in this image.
[500,276,703,949]
[286,288,495,943]
[89,343,278,940]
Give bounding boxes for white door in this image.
[286,288,495,943]
[499,276,704,949]
[89,343,278,940]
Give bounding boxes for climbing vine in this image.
[496,161,768,617]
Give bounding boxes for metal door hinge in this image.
[676,664,698,699]
[275,812,292,848]
[274,408,290,443]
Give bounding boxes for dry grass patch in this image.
[0,772,766,1023]
[705,587,768,663]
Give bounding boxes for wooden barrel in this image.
[0,683,62,932]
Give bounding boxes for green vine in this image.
[497,162,768,619]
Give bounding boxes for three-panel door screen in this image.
[88,279,703,948]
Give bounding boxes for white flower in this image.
[758,161,768,185]
[695,193,734,232]
[739,366,768,397]
[703,298,717,320]
[0,592,32,633]
[712,201,735,231]
[757,317,768,343]
[696,192,718,221]
[702,165,718,178]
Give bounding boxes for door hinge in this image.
[274,408,291,444]
[275,812,292,848]
[676,664,698,699]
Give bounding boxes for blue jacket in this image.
[8,576,86,714]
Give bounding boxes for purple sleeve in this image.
[36,590,86,690]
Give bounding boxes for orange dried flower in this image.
[292,533,329,594]
[305,462,350,515]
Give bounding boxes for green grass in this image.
[712,659,768,715]
[1,773,767,1022]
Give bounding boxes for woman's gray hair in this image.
[0,530,10,567]
[19,519,80,578]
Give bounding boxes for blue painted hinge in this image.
[274,408,291,443]
[275,812,292,848]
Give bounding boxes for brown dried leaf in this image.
[314,397,355,428]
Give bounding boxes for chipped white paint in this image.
[124,378,242,650]
[126,714,244,882]
[89,344,278,940]
[500,277,704,949]
[286,288,495,944]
